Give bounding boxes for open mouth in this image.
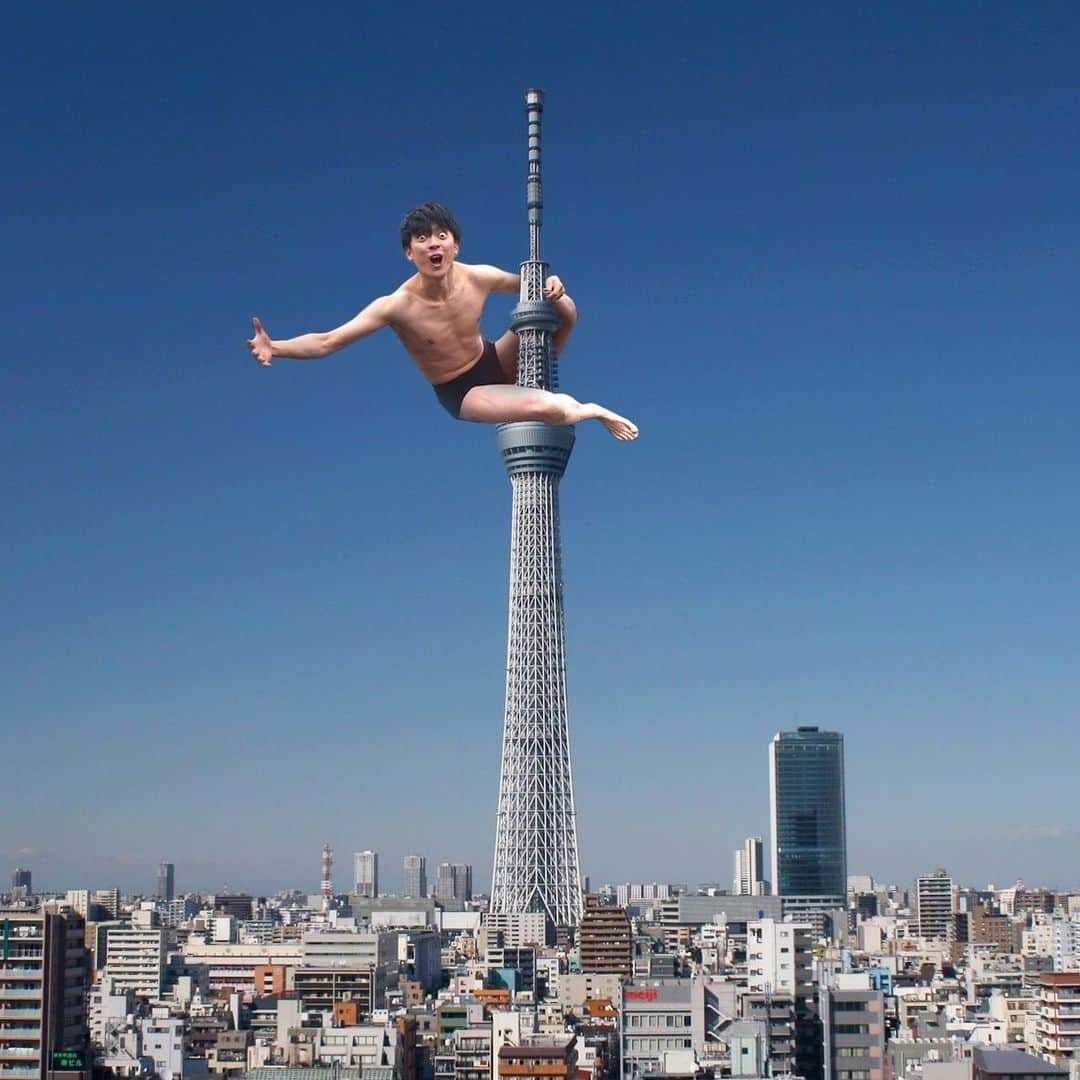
[430,253,444,267]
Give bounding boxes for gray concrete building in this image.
[821,986,886,1080]
[403,856,427,900]
[915,870,955,941]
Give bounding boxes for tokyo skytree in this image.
[489,89,583,931]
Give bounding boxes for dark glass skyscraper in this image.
[156,861,174,901]
[769,727,846,901]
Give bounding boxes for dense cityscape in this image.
[4,726,1078,1080]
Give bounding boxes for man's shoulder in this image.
[465,263,519,294]
[461,262,502,281]
[384,277,422,311]
[390,274,419,296]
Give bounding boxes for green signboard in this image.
[52,1050,86,1070]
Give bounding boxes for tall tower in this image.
[490,89,583,932]
[320,843,333,911]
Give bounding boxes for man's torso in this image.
[386,263,490,384]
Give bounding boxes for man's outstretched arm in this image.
[472,264,568,302]
[247,296,394,367]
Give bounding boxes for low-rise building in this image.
[972,1046,1067,1080]
[498,1033,577,1080]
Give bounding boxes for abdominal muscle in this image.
[393,326,485,385]
[390,274,488,385]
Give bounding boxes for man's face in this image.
[406,225,459,276]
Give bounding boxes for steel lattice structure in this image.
[489,89,583,931]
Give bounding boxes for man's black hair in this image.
[399,203,460,250]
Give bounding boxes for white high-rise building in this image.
[733,837,766,896]
[65,889,91,916]
[613,883,672,906]
[747,918,813,1003]
[354,851,379,898]
[1023,914,1057,958]
[914,869,955,941]
[104,926,167,999]
[1053,917,1080,971]
[483,911,547,948]
[94,888,122,918]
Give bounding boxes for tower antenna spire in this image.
[525,87,544,263]
[508,88,560,392]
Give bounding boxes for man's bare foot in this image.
[591,406,639,441]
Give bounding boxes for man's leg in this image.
[458,384,638,441]
[492,296,576,380]
[552,295,577,355]
[493,330,519,381]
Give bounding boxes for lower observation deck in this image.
[496,422,574,477]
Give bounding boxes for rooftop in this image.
[972,1049,1068,1076]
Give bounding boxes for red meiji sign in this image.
[625,989,658,1001]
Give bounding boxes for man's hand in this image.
[543,276,566,302]
[247,317,273,367]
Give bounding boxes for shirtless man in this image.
[246,203,638,441]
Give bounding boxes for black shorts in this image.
[433,339,511,419]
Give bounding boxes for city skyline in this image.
[5,4,1079,896]
[4,851,1073,902]
[6,722,1074,896]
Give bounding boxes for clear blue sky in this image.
[4,3,1078,897]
